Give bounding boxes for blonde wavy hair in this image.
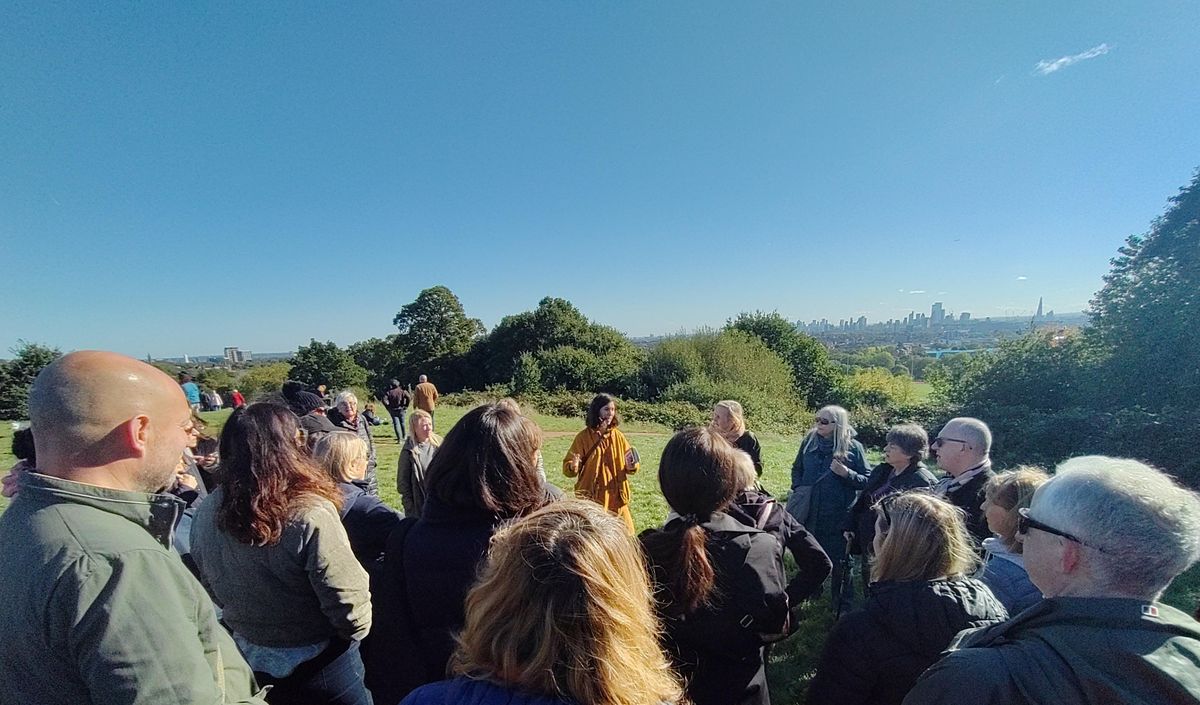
[872,491,978,583]
[452,500,684,705]
[710,400,747,443]
[312,431,368,483]
[984,465,1049,552]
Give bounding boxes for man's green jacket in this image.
[0,472,269,704]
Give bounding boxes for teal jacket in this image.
[0,472,268,705]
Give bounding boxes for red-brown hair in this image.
[216,403,344,545]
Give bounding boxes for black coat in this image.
[641,512,791,705]
[725,488,832,602]
[943,466,995,543]
[337,481,402,573]
[364,497,502,705]
[807,578,1007,705]
[734,431,764,476]
[846,461,937,555]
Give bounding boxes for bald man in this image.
[0,351,268,704]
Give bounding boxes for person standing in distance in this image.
[563,394,640,535]
[383,378,412,443]
[0,351,267,704]
[413,374,439,419]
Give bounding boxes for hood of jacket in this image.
[866,578,1008,656]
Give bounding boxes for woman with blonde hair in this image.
[787,404,871,612]
[711,400,763,475]
[313,431,401,573]
[396,408,441,519]
[977,466,1050,614]
[401,500,684,705]
[641,426,790,705]
[808,492,1006,705]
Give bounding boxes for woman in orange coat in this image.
[563,394,640,534]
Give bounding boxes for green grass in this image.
[4,405,1199,704]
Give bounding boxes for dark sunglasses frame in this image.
[931,436,969,449]
[1017,508,1107,553]
[816,418,835,426]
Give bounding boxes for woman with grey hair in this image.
[327,390,378,495]
[788,405,871,612]
[845,423,937,565]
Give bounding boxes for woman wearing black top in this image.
[845,423,937,564]
[711,400,763,476]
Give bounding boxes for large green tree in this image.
[1088,168,1200,408]
[0,341,62,420]
[289,340,368,392]
[727,311,847,408]
[393,286,485,365]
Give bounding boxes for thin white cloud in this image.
[1017,275,1028,280]
[1035,43,1110,75]
[909,290,926,295]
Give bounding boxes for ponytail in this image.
[675,523,716,613]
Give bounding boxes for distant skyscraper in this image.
[1036,297,1044,318]
[931,302,945,324]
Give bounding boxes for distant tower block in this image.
[1036,297,1044,318]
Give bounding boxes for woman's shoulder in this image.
[403,676,574,705]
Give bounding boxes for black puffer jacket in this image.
[807,578,1007,705]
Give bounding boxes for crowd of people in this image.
[1,350,1199,705]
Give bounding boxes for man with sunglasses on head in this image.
[905,456,1200,705]
[929,417,995,542]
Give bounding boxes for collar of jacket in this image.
[958,595,1200,649]
[18,471,185,548]
[664,510,764,535]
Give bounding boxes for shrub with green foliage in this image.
[290,340,368,392]
[0,341,61,420]
[727,311,848,408]
[237,362,293,400]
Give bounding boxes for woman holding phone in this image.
[563,393,640,534]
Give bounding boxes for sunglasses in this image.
[816,418,835,426]
[1017,508,1107,553]
[931,436,969,449]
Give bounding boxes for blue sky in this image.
[2,2,1198,357]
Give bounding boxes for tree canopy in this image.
[289,339,368,392]
[0,341,62,420]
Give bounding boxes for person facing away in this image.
[787,404,871,613]
[230,388,246,407]
[905,456,1200,705]
[929,417,996,542]
[710,399,763,475]
[396,409,442,519]
[383,378,412,442]
[975,466,1050,615]
[640,426,792,705]
[412,374,439,415]
[326,390,379,495]
[0,351,268,704]
[725,449,832,605]
[189,403,372,705]
[180,371,202,411]
[563,393,640,534]
[313,431,403,576]
[401,500,686,705]
[807,492,1007,705]
[366,402,550,704]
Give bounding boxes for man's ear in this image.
[122,415,151,458]
[1061,539,1082,574]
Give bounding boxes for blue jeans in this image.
[257,639,372,705]
[390,411,406,442]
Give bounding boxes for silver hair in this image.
[803,405,856,459]
[334,390,359,409]
[944,417,992,456]
[1035,456,1200,598]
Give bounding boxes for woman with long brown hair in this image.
[190,403,372,705]
[563,393,640,534]
[367,402,550,704]
[401,500,684,705]
[807,492,1006,705]
[640,426,790,705]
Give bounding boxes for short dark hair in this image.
[425,403,546,518]
[585,394,620,430]
[11,428,35,462]
[885,423,929,462]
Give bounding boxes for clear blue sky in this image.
[3,2,1198,357]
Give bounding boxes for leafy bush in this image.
[237,362,293,400]
[0,341,61,420]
